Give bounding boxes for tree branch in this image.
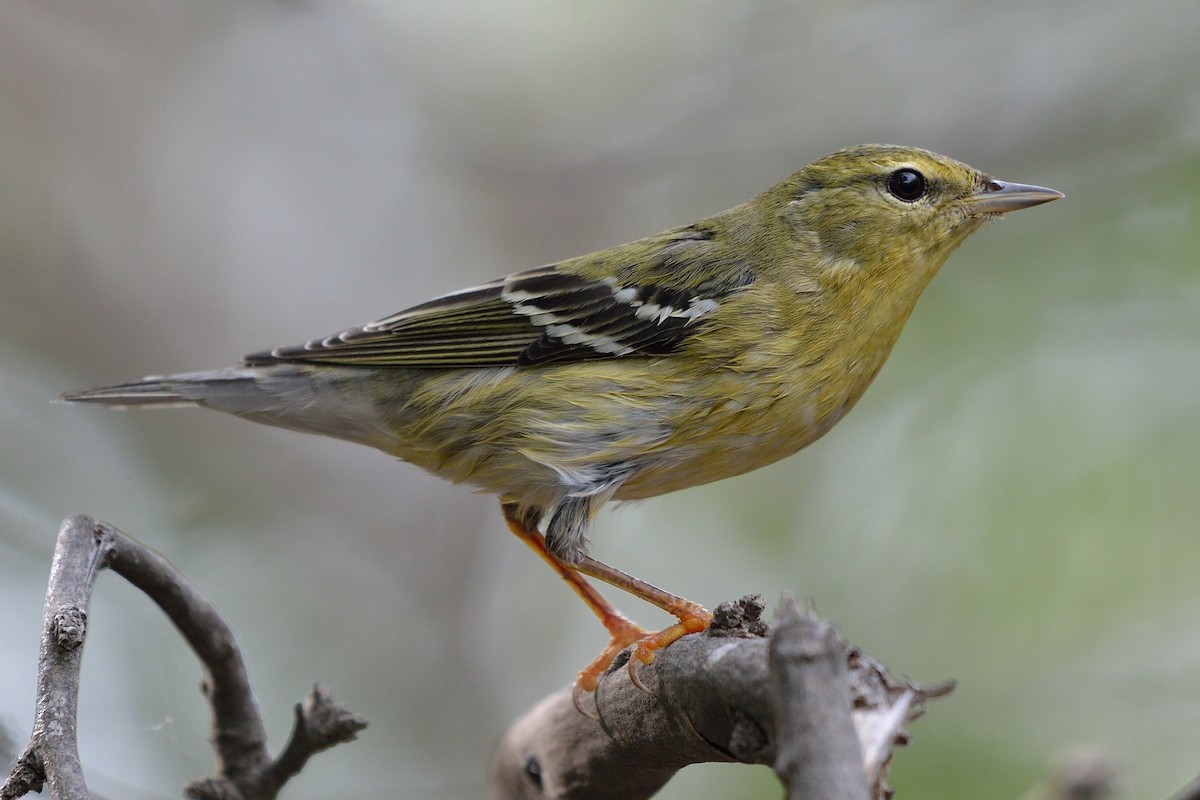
[2,515,366,800]
[4,517,954,799]
[770,595,871,800]
[490,594,950,800]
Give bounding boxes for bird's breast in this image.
[610,365,860,500]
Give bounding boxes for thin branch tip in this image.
[298,685,369,747]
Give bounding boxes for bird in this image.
[61,144,1062,703]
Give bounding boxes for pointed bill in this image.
[966,180,1064,214]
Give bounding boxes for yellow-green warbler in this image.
[63,144,1062,699]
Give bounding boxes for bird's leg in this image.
[501,504,650,694]
[571,555,712,679]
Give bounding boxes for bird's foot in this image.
[572,616,650,716]
[626,601,712,692]
[571,601,712,714]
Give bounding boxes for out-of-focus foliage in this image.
[2,1,1197,798]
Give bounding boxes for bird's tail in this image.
[58,369,259,409]
[59,365,394,452]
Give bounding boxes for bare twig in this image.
[256,686,371,795]
[2,515,366,800]
[2,515,109,799]
[489,594,947,800]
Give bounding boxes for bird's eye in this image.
[887,168,927,202]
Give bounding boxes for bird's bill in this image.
[966,180,1064,214]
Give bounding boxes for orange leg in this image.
[501,504,712,697]
[502,506,649,692]
[573,555,712,669]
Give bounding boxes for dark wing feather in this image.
[244,228,752,370]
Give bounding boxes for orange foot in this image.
[626,601,712,691]
[571,600,713,713]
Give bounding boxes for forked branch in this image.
[1,515,366,800]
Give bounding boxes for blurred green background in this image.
[2,1,1198,798]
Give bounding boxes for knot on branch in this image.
[709,594,769,637]
[727,709,770,761]
[52,606,87,651]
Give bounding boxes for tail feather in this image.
[58,380,199,408]
[57,369,260,410]
[58,365,393,452]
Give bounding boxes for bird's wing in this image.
[244,228,755,369]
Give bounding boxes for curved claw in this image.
[627,653,651,694]
[572,682,599,719]
[570,622,649,717]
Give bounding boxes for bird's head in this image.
[776,144,1062,296]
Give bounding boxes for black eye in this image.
[887,168,927,202]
